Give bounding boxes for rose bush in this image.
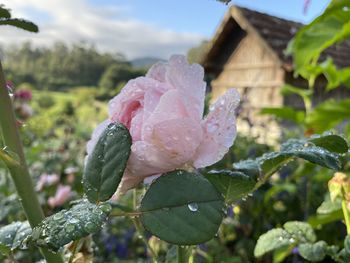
[87,55,240,193]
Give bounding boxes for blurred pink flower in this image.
[87,55,240,194]
[48,185,72,208]
[36,173,60,191]
[14,89,32,101]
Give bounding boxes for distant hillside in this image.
[131,57,165,68]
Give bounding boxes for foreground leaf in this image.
[206,170,256,203]
[140,170,224,245]
[299,241,328,262]
[233,134,346,183]
[254,229,293,257]
[283,221,316,243]
[0,221,31,255]
[83,123,131,203]
[255,221,316,258]
[31,201,111,251]
[0,19,38,32]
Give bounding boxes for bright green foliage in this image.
[254,228,294,257]
[299,241,328,262]
[283,221,316,243]
[206,170,256,203]
[83,122,131,203]
[254,221,316,257]
[0,221,31,255]
[260,106,305,124]
[288,0,350,82]
[306,99,350,133]
[140,170,225,245]
[31,201,111,251]
[344,236,350,253]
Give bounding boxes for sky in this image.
[0,0,330,60]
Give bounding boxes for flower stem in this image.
[0,61,63,263]
[342,200,350,235]
[132,189,158,262]
[177,246,186,263]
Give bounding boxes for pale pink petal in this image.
[146,61,167,82]
[129,108,144,142]
[193,89,240,168]
[151,118,202,164]
[142,89,188,141]
[166,55,206,120]
[109,77,170,128]
[116,142,175,193]
[86,119,110,156]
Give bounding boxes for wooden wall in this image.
[209,33,285,144]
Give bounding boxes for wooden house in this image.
[202,6,350,143]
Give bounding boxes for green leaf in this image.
[233,134,346,187]
[289,0,350,79]
[309,134,348,153]
[308,210,343,227]
[140,170,224,245]
[283,221,316,243]
[299,241,328,262]
[260,107,305,124]
[31,201,111,251]
[0,19,38,32]
[344,235,350,254]
[206,170,256,204]
[316,194,342,214]
[306,99,350,133]
[0,6,11,19]
[0,221,31,255]
[83,123,131,203]
[254,229,293,257]
[281,84,312,109]
[255,221,316,258]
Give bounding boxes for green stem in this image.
[177,246,187,263]
[342,200,350,235]
[132,189,158,262]
[0,61,63,263]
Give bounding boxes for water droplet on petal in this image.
[207,123,219,133]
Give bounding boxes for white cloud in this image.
[0,0,204,59]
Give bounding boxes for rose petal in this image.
[142,89,188,141]
[193,89,240,168]
[166,55,206,120]
[146,61,167,82]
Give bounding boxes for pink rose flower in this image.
[87,55,240,194]
[48,185,72,208]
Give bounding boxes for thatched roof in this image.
[203,6,350,72]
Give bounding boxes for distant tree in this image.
[187,40,209,64]
[99,63,145,92]
[2,42,131,90]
